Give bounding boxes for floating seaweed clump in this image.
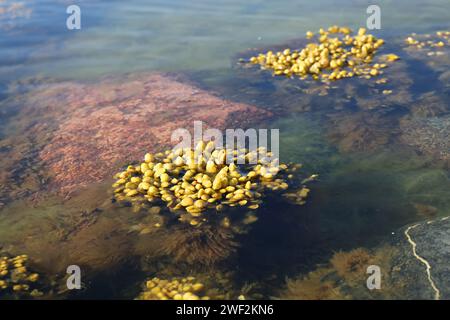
[0,254,44,298]
[248,26,399,82]
[112,140,315,227]
[136,276,212,300]
[402,30,449,77]
[405,31,449,53]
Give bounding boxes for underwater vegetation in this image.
[113,140,317,267]
[279,217,450,300]
[278,268,347,300]
[0,8,448,299]
[132,217,240,266]
[230,28,450,168]
[248,26,399,82]
[231,32,412,118]
[112,141,316,267]
[135,270,259,300]
[330,248,372,286]
[402,30,450,76]
[151,224,239,266]
[112,140,315,227]
[278,246,400,300]
[0,254,45,299]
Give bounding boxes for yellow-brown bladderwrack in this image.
[249,26,399,82]
[112,140,316,224]
[136,276,211,300]
[405,30,449,54]
[0,254,44,298]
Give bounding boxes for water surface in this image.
[0,0,449,299]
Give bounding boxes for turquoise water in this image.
[0,0,449,299]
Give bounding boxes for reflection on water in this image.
[0,0,449,299]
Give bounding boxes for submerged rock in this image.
[388,216,450,300]
[327,110,399,152]
[277,215,450,300]
[399,116,450,165]
[0,72,271,202]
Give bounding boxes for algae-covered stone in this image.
[277,216,450,300]
[0,72,271,204]
[387,216,450,299]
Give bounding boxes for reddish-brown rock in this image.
[0,73,271,200]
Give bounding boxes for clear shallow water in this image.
[0,0,449,299]
[1,0,450,82]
